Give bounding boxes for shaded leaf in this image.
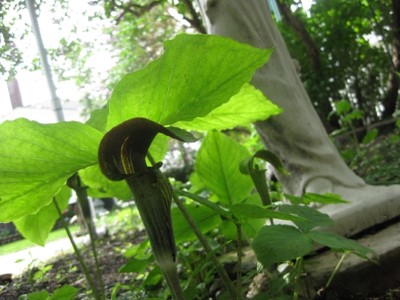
[230,203,306,222]
[172,204,220,244]
[252,225,313,267]
[277,204,334,232]
[119,257,153,273]
[308,231,377,261]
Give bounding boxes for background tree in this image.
[277,0,399,131]
[1,0,399,130]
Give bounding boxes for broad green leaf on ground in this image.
[27,290,48,300]
[174,84,282,131]
[13,186,70,246]
[252,224,313,267]
[119,257,153,273]
[51,285,79,300]
[308,231,377,261]
[172,203,220,244]
[79,165,131,200]
[107,34,271,129]
[277,204,334,232]
[0,118,103,222]
[195,131,253,206]
[123,239,151,259]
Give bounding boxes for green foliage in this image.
[195,131,253,206]
[23,285,78,300]
[79,164,132,200]
[107,34,273,129]
[279,0,394,125]
[175,83,282,131]
[0,33,377,299]
[350,128,400,185]
[172,204,220,244]
[14,186,70,246]
[252,225,313,267]
[0,119,102,222]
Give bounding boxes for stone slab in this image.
[302,221,400,298]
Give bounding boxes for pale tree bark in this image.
[198,0,400,237]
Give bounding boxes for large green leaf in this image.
[174,84,282,131]
[79,165,132,200]
[107,34,271,129]
[277,204,334,232]
[308,231,377,261]
[14,186,70,246]
[51,285,79,300]
[172,203,220,244]
[195,131,253,205]
[252,225,313,267]
[0,119,103,222]
[230,203,306,223]
[86,106,108,132]
[219,217,266,240]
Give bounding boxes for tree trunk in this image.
[276,0,321,75]
[382,0,400,119]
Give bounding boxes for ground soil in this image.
[0,228,147,300]
[1,225,400,299]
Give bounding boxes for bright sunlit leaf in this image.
[107,34,271,129]
[174,84,281,131]
[0,119,102,222]
[195,131,253,206]
[13,186,70,246]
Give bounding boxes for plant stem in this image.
[53,199,100,299]
[175,189,233,220]
[69,174,105,299]
[172,192,237,299]
[293,256,303,300]
[326,252,347,288]
[87,223,105,300]
[235,223,243,300]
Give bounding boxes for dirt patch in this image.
[0,228,147,299]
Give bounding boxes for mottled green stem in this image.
[326,252,347,288]
[293,256,303,300]
[53,199,100,300]
[235,223,243,300]
[68,174,105,300]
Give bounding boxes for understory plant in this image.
[0,34,376,299]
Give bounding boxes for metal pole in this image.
[25,0,64,121]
